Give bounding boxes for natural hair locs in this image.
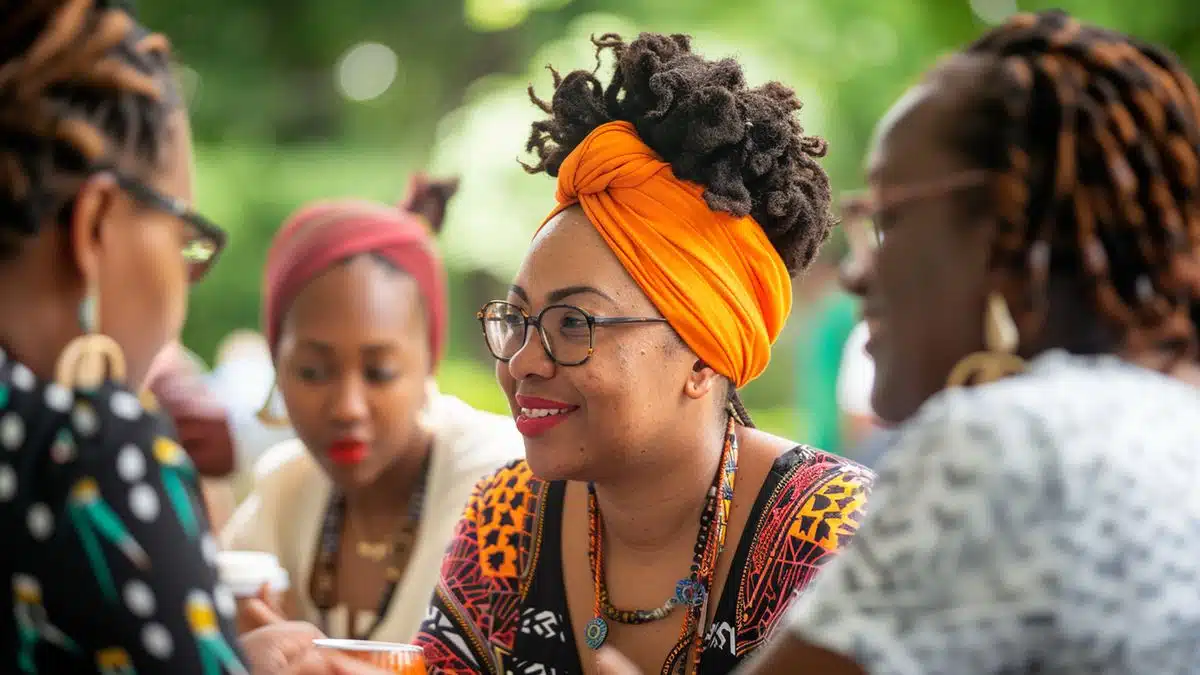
[522,31,834,276]
[963,10,1200,358]
[0,0,174,256]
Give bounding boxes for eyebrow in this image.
[508,284,616,305]
[296,340,396,355]
[361,344,397,356]
[507,285,530,303]
[297,339,333,353]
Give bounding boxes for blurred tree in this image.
[137,0,1200,412]
[140,0,1200,148]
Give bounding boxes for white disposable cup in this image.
[216,550,290,598]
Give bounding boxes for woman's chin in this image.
[318,456,379,493]
[870,371,927,427]
[522,441,588,483]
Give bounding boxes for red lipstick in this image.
[328,439,368,465]
[514,395,578,438]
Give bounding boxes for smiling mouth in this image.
[519,407,573,418]
[512,397,579,438]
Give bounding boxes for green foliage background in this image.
[137,0,1200,436]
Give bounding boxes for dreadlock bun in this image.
[523,32,833,275]
[0,0,176,257]
[399,173,459,234]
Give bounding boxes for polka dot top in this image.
[0,350,247,674]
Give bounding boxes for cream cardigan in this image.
[220,391,522,642]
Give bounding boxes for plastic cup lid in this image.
[313,639,423,653]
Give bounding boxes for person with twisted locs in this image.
[410,32,874,675]
[599,10,1200,675]
[0,1,392,673]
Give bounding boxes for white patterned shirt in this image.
[787,351,1200,674]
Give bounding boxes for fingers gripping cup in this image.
[216,551,290,632]
[313,639,426,674]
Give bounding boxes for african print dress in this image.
[0,352,245,674]
[413,447,873,674]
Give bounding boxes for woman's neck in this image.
[0,240,83,382]
[1022,278,1121,358]
[1028,281,1200,384]
[343,431,432,530]
[0,295,75,383]
[590,422,728,554]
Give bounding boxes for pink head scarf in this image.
[261,175,457,370]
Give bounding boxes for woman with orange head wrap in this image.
[413,33,873,675]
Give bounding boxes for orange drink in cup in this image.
[313,639,426,674]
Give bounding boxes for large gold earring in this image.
[256,381,291,427]
[945,292,1027,387]
[54,281,126,391]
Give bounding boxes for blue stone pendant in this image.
[584,617,609,649]
[674,578,707,607]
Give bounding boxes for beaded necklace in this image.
[584,417,738,675]
[311,457,429,640]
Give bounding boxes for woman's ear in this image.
[683,360,720,400]
[68,172,120,284]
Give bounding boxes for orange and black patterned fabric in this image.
[413,447,872,674]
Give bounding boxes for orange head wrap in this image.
[539,121,792,388]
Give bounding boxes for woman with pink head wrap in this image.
[222,176,522,642]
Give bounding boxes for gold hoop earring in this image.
[946,291,1027,388]
[54,281,126,391]
[256,381,290,428]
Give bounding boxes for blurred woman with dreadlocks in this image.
[0,0,257,673]
[641,10,1200,675]
[412,32,873,675]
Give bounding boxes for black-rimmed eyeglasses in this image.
[477,300,668,366]
[114,173,226,283]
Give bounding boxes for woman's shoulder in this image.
[741,426,874,493]
[875,352,1200,518]
[728,438,873,650]
[746,438,874,556]
[247,438,324,493]
[220,439,326,551]
[428,393,524,474]
[771,443,874,483]
[452,458,550,581]
[468,458,544,510]
[904,350,1200,439]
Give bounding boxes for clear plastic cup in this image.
[313,639,426,674]
[314,638,427,667]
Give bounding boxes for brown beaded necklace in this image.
[584,417,738,675]
[310,458,428,641]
